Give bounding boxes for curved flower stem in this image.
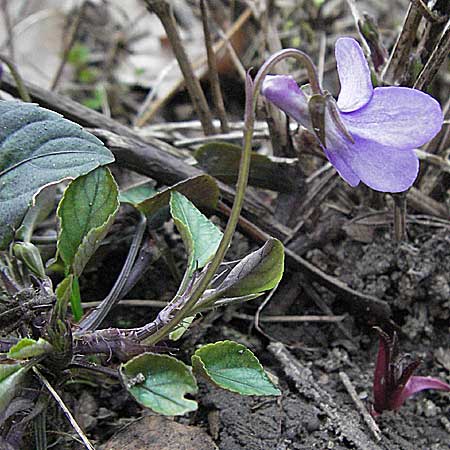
[139,48,321,345]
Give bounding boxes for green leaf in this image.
[192,340,280,396]
[169,316,196,341]
[0,101,114,249]
[67,43,90,66]
[170,191,222,277]
[0,363,28,414]
[57,167,119,276]
[120,353,198,416]
[195,142,299,192]
[7,338,52,360]
[136,175,219,217]
[119,181,157,205]
[214,239,284,298]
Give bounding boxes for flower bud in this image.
[13,242,46,278]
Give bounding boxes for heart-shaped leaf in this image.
[57,167,119,277]
[192,340,280,396]
[170,191,222,278]
[120,353,198,416]
[195,142,299,192]
[0,101,114,249]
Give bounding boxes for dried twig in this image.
[144,0,215,135]
[200,0,229,133]
[392,192,408,241]
[50,1,87,91]
[411,0,448,23]
[235,312,346,323]
[0,54,31,101]
[33,367,95,450]
[254,285,280,341]
[339,371,382,442]
[135,7,251,126]
[414,19,450,89]
[1,0,15,61]
[268,342,382,450]
[381,2,422,85]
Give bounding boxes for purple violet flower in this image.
[371,328,450,417]
[261,37,444,192]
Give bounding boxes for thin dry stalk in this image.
[1,0,15,61]
[200,0,229,133]
[33,367,96,450]
[339,371,382,442]
[0,53,31,101]
[215,27,247,81]
[135,7,251,126]
[50,1,87,91]
[414,20,450,90]
[382,2,422,85]
[144,0,215,135]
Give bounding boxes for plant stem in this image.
[392,192,408,241]
[77,214,147,333]
[137,48,321,344]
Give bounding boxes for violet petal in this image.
[323,147,360,187]
[393,376,450,410]
[261,75,311,128]
[343,136,419,192]
[324,107,418,192]
[335,37,373,112]
[342,87,444,149]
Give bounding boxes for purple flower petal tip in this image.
[335,37,373,112]
[342,87,444,150]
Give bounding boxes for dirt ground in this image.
[71,225,448,450]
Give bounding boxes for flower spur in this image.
[261,37,443,193]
